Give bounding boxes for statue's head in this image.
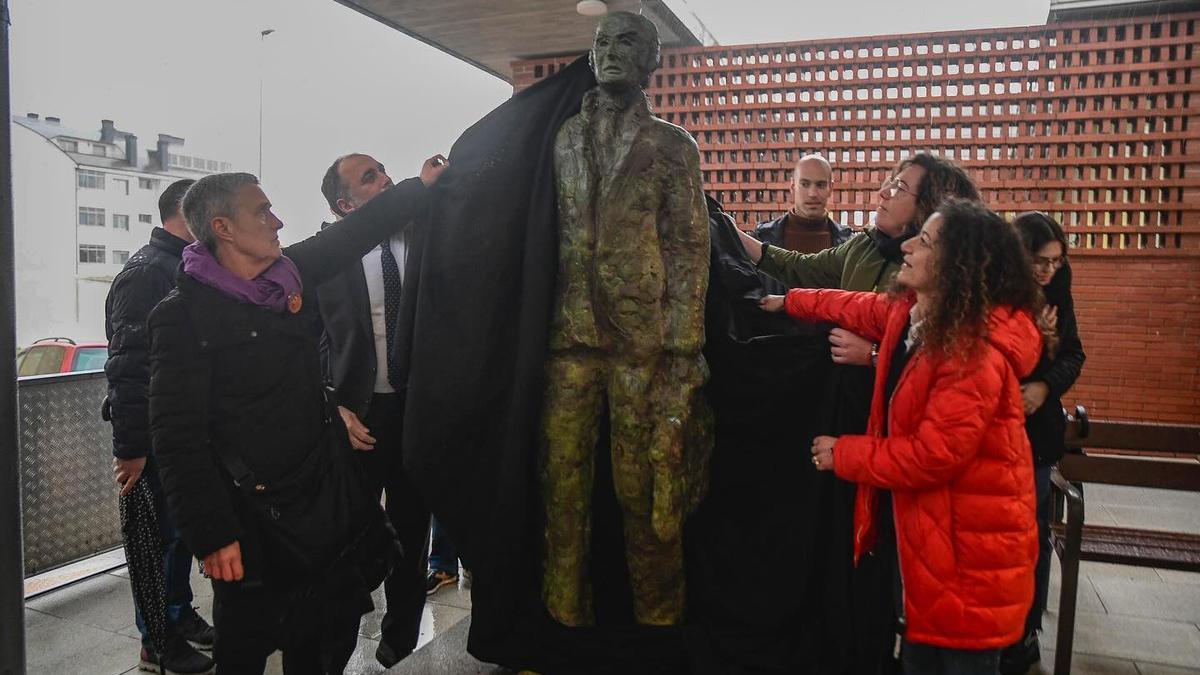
[589,11,661,91]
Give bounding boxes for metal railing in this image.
[17,371,121,577]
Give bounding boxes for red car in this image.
[16,338,108,376]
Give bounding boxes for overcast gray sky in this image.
[12,0,1050,243]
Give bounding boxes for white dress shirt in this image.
[360,234,407,394]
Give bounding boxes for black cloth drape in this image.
[395,59,834,673]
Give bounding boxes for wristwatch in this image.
[870,343,880,367]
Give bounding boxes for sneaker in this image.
[175,606,215,651]
[139,635,214,675]
[425,569,458,595]
[999,631,1041,675]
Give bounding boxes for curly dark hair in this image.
[891,153,981,236]
[911,199,1044,358]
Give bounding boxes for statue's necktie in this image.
[379,240,403,390]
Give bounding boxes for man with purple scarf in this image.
[147,159,445,674]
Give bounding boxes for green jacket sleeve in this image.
[757,236,850,289]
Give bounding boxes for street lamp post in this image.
[258,28,275,179]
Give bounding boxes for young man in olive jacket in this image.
[103,178,215,675]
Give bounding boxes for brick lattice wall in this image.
[514,11,1200,424]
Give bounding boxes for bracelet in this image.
[870,343,880,367]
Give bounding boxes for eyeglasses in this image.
[879,176,916,199]
[1032,255,1065,271]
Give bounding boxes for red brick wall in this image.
[514,11,1200,424]
[1070,255,1200,423]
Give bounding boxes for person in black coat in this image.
[148,160,444,674]
[104,178,215,675]
[315,152,434,667]
[1001,211,1086,675]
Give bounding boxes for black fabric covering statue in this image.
[394,56,843,673]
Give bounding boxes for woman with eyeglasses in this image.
[999,212,1086,675]
[762,199,1044,675]
[737,152,980,673]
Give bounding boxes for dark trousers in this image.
[429,516,459,575]
[1027,465,1053,634]
[901,640,1000,675]
[358,392,431,656]
[130,454,196,647]
[211,578,359,675]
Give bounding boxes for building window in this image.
[78,207,105,226]
[91,144,106,157]
[60,139,78,152]
[138,177,159,190]
[138,214,153,224]
[113,178,129,195]
[79,244,106,264]
[113,250,130,265]
[77,169,105,189]
[113,214,129,231]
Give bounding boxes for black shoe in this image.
[426,569,458,595]
[375,639,412,668]
[999,631,1041,675]
[139,635,214,675]
[175,606,215,651]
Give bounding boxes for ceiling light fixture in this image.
[576,0,608,17]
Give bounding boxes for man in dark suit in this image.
[317,152,440,667]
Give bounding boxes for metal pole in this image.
[257,28,274,179]
[0,0,28,671]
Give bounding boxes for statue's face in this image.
[591,14,655,90]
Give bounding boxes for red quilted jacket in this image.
[785,288,1041,649]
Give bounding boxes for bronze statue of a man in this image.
[541,10,712,627]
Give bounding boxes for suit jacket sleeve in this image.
[104,265,175,459]
[285,177,427,288]
[148,298,243,558]
[783,288,891,342]
[660,135,710,355]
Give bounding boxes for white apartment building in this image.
[10,114,232,348]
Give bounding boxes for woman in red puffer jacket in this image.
[762,199,1045,675]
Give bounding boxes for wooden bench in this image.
[1049,406,1200,675]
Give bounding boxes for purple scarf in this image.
[182,242,303,313]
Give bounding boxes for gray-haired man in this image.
[148,159,444,674]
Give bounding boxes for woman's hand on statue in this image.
[810,436,837,472]
[420,154,449,187]
[738,229,764,263]
[829,328,873,366]
[760,295,785,313]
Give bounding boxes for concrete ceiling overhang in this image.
[333,0,702,81]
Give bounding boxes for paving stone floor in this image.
[21,483,1200,674]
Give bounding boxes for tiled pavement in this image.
[22,483,1200,674]
[24,564,474,675]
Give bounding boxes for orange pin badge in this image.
[287,293,303,314]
